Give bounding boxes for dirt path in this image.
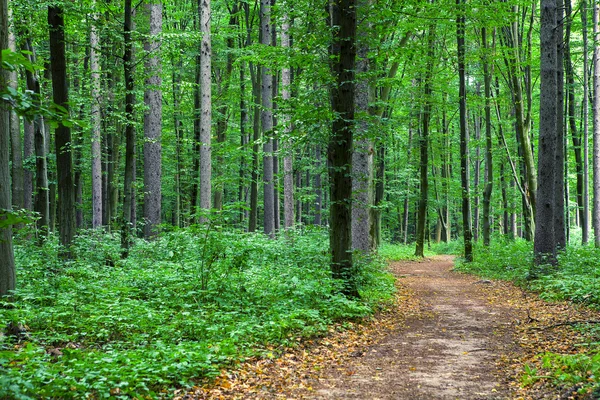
[307,256,520,399]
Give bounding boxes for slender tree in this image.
[481,26,493,246]
[143,1,163,237]
[282,10,294,230]
[199,0,212,221]
[7,7,22,210]
[457,0,473,261]
[593,0,600,247]
[48,5,75,254]
[329,0,358,297]
[90,3,102,229]
[261,0,275,237]
[582,0,590,244]
[0,0,15,296]
[534,0,559,265]
[121,0,136,257]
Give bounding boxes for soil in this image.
[180,256,598,399]
[308,256,520,399]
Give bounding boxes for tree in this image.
[199,0,212,222]
[457,0,472,262]
[143,1,163,237]
[481,26,493,247]
[329,0,358,297]
[261,0,275,237]
[90,2,102,229]
[282,9,294,230]
[415,23,435,258]
[121,0,137,257]
[48,5,75,254]
[0,0,15,296]
[7,7,22,210]
[593,0,600,247]
[534,0,559,265]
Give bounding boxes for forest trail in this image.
[184,255,539,399]
[306,256,519,399]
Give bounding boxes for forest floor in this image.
[178,256,600,399]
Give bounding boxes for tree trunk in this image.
[482,26,493,246]
[282,12,294,230]
[90,8,102,229]
[143,2,162,238]
[415,24,435,257]
[121,0,136,257]
[534,0,559,266]
[582,0,591,244]
[48,6,75,254]
[0,0,15,296]
[23,119,33,211]
[329,0,358,297]
[8,9,22,210]
[593,0,600,247]
[248,62,260,232]
[199,0,212,221]
[457,0,473,262]
[554,0,566,249]
[261,0,275,237]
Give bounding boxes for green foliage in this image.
[522,352,600,395]
[0,228,394,398]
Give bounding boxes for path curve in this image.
[309,256,519,399]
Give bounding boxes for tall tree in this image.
[415,23,435,258]
[7,7,22,210]
[534,0,559,265]
[481,26,493,246]
[143,1,163,237]
[90,3,102,229]
[282,9,294,230]
[593,0,600,247]
[261,0,275,237]
[199,0,212,221]
[48,5,75,253]
[457,0,473,261]
[329,0,358,297]
[0,0,15,296]
[121,0,137,257]
[582,0,590,245]
[352,0,373,255]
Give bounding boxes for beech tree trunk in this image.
[143,2,162,238]
[582,0,591,244]
[593,0,600,247]
[457,0,473,262]
[415,23,435,258]
[49,5,75,254]
[0,0,15,296]
[199,0,212,221]
[90,6,102,229]
[534,0,559,265]
[121,0,136,257]
[482,26,493,246]
[8,9,22,210]
[282,12,294,230]
[329,0,358,297]
[261,0,275,237]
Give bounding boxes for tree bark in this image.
[48,5,75,254]
[121,0,136,257]
[143,1,162,238]
[90,5,102,229]
[8,9,22,210]
[482,26,493,246]
[261,0,275,237]
[199,0,212,221]
[0,0,15,296]
[534,0,559,265]
[282,11,294,230]
[582,0,591,244]
[593,0,600,247]
[329,0,358,297]
[457,0,473,262]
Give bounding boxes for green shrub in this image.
[0,227,394,398]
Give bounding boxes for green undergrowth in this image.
[0,226,394,399]
[452,237,600,394]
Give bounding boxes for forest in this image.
[2,0,600,398]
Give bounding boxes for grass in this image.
[0,226,395,399]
